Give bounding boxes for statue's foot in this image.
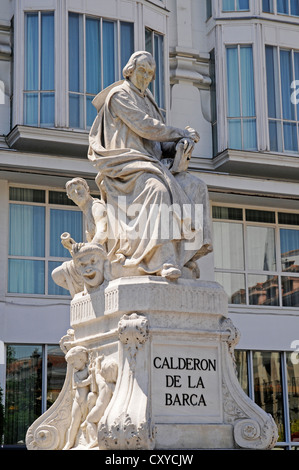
[160,264,181,280]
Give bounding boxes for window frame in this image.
[262,0,299,17]
[210,48,218,156]
[212,203,299,308]
[222,0,250,12]
[23,9,56,128]
[67,12,135,130]
[265,44,299,154]
[225,44,258,151]
[7,185,83,298]
[14,1,169,131]
[145,27,166,116]
[235,349,299,449]
[3,342,67,446]
[206,0,213,19]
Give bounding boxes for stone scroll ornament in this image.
[26,330,118,450]
[97,313,156,450]
[220,318,278,450]
[26,331,75,450]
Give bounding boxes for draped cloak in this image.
[88,79,212,275]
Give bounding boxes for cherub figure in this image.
[82,355,118,449]
[63,346,93,450]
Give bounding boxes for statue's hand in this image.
[176,138,194,156]
[185,126,200,143]
[72,242,85,254]
[172,138,194,173]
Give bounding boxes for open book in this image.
[171,139,192,173]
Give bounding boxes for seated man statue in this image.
[88,50,212,281]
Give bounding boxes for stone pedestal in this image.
[26,277,278,450]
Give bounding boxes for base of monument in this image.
[26,276,278,451]
[155,424,234,449]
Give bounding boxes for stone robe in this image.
[88,79,212,276]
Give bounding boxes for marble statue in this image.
[63,346,91,450]
[62,347,118,450]
[72,243,111,293]
[82,356,118,448]
[26,51,278,451]
[88,50,212,281]
[65,177,107,246]
[51,50,212,294]
[51,178,108,296]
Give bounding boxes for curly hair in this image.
[122,51,156,79]
[65,346,88,365]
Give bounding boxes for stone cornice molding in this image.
[169,48,211,89]
[0,20,12,60]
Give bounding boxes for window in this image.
[206,0,212,18]
[263,0,274,11]
[4,344,66,446]
[235,350,299,449]
[263,0,299,15]
[213,206,299,307]
[223,0,250,11]
[24,11,55,127]
[8,187,82,296]
[68,13,134,129]
[145,28,165,115]
[226,45,257,150]
[266,45,299,153]
[210,49,218,156]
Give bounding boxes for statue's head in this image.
[123,51,156,93]
[65,346,88,370]
[100,358,118,383]
[72,243,108,290]
[66,178,90,206]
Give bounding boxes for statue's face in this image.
[67,182,88,205]
[73,353,87,371]
[130,57,155,93]
[75,252,105,289]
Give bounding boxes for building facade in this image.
[0,0,298,449]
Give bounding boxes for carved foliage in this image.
[98,413,155,450]
[98,313,155,450]
[220,318,278,449]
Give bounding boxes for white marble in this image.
[51,51,213,299]
[26,52,278,451]
[26,278,278,450]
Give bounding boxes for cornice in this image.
[169,48,211,89]
[6,125,89,157]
